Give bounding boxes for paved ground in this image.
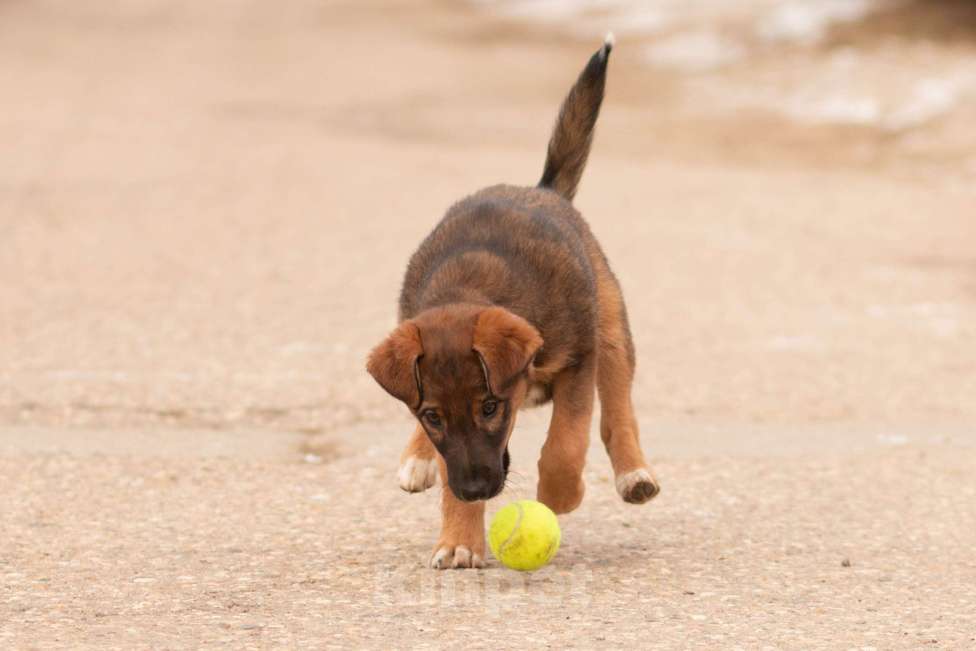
[2,1,975,648]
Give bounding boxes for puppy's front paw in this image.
[398,456,439,493]
[616,468,660,504]
[429,542,486,570]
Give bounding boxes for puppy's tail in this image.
[538,33,613,202]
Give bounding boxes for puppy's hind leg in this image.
[597,278,660,504]
[399,424,439,493]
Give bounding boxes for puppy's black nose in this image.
[458,476,492,501]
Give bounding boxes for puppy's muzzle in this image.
[451,465,504,502]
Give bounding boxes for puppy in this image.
[367,35,659,570]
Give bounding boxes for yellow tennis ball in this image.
[488,500,561,571]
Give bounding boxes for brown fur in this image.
[539,38,610,201]
[367,38,659,569]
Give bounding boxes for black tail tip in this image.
[600,32,615,59]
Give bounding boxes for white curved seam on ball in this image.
[497,501,524,556]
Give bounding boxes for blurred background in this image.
[2,2,976,647]
[2,0,973,442]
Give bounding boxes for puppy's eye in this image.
[481,400,498,417]
[423,410,441,427]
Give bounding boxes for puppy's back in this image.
[399,185,599,360]
[398,38,616,361]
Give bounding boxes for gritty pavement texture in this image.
[2,1,975,649]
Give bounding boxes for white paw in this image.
[615,468,660,504]
[398,456,439,493]
[429,544,485,570]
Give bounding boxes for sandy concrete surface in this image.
[1,1,975,648]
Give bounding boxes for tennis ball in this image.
[488,499,561,571]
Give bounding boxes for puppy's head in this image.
[367,304,542,501]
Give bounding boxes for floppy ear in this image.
[366,321,424,408]
[472,307,543,394]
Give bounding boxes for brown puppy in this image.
[367,35,659,569]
